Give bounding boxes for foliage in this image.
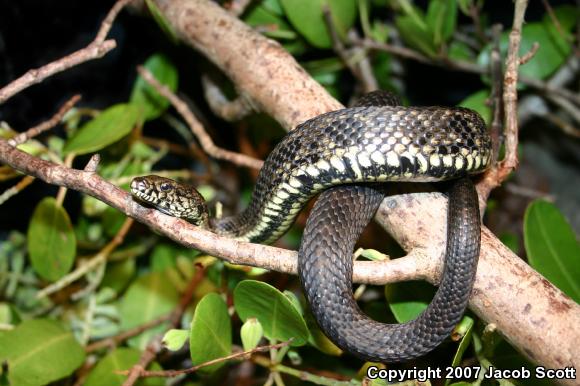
[0,0,578,385]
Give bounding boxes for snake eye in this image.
[160,183,172,191]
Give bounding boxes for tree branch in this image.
[136,66,263,169]
[0,0,135,103]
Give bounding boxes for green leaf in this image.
[84,348,163,386]
[245,4,297,40]
[499,232,519,254]
[395,14,437,58]
[240,318,264,351]
[543,5,578,53]
[119,271,180,349]
[516,23,573,80]
[189,293,232,373]
[64,103,139,155]
[144,0,179,43]
[458,89,491,126]
[478,7,578,82]
[448,40,473,61]
[234,280,309,346]
[426,0,457,47]
[359,248,388,261]
[0,319,85,386]
[524,200,580,303]
[279,0,357,49]
[305,312,342,356]
[262,0,284,16]
[102,259,136,294]
[384,281,435,323]
[130,54,178,121]
[163,329,189,352]
[27,197,76,281]
[447,316,474,386]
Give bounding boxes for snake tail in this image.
[298,177,480,362]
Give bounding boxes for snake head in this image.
[130,175,209,226]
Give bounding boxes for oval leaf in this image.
[119,271,180,349]
[64,103,139,155]
[27,197,76,281]
[245,5,297,40]
[0,319,85,386]
[234,280,309,346]
[426,0,457,47]
[84,348,163,386]
[384,281,435,323]
[189,293,232,373]
[395,14,437,58]
[130,54,178,121]
[280,0,356,49]
[459,89,492,126]
[163,329,189,352]
[524,200,580,303]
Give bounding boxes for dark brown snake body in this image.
[131,91,491,362]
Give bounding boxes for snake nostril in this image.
[131,178,147,192]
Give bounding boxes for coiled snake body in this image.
[131,91,491,362]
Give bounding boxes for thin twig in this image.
[7,94,81,146]
[226,0,253,16]
[489,24,504,165]
[121,267,206,386]
[0,0,135,103]
[519,42,539,65]
[0,175,35,205]
[476,25,504,208]
[545,113,580,138]
[136,66,264,170]
[547,94,580,124]
[322,6,376,93]
[500,0,528,173]
[477,1,529,205]
[55,153,75,206]
[541,0,575,46]
[468,1,488,44]
[86,314,170,353]
[359,38,580,106]
[120,340,293,378]
[200,74,254,121]
[252,355,356,386]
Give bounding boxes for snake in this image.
[130,90,491,362]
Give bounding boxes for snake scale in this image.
[131,90,491,362]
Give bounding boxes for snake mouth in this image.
[130,178,157,205]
